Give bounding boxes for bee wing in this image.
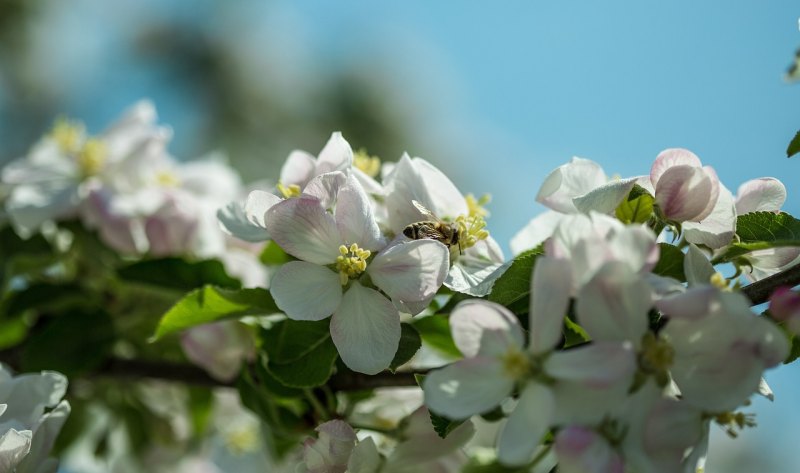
[411,199,440,221]
[414,225,447,240]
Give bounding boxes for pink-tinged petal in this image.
[423,357,513,419]
[572,177,638,215]
[769,286,800,323]
[576,262,650,345]
[654,165,714,222]
[316,132,353,175]
[510,210,564,256]
[266,196,341,265]
[683,244,715,286]
[244,190,282,228]
[387,407,475,467]
[736,177,787,214]
[649,148,702,187]
[655,285,719,321]
[280,150,317,187]
[682,185,736,249]
[271,261,341,321]
[303,171,347,210]
[330,283,400,375]
[368,240,449,312]
[546,342,635,388]
[497,382,555,466]
[449,300,524,358]
[537,157,607,213]
[693,166,721,222]
[530,257,572,353]
[554,426,623,473]
[335,174,385,251]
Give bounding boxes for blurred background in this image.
[1,0,798,471]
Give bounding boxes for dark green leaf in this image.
[717,212,800,261]
[652,243,686,282]
[429,409,466,439]
[1,283,89,319]
[788,130,800,158]
[389,324,422,371]
[118,258,241,291]
[152,286,279,340]
[563,315,590,348]
[262,319,338,388]
[260,240,292,265]
[21,308,115,377]
[412,316,461,358]
[488,246,544,317]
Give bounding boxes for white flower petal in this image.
[0,429,32,473]
[684,244,715,286]
[271,261,342,321]
[244,190,282,228]
[497,382,555,466]
[530,257,572,353]
[449,300,524,358]
[735,177,786,214]
[217,200,269,242]
[576,261,650,346]
[348,437,382,473]
[546,342,635,388]
[303,171,347,210]
[16,400,71,473]
[368,240,449,311]
[330,283,400,375]
[537,157,607,214]
[654,165,714,222]
[682,185,736,249]
[6,182,81,237]
[335,174,385,251]
[554,426,623,473]
[444,238,506,296]
[279,150,317,187]
[572,177,638,215]
[266,196,341,265]
[423,357,513,419]
[510,210,564,256]
[316,132,353,175]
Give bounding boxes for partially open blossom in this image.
[650,148,720,222]
[769,287,800,334]
[180,322,255,382]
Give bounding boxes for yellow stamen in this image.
[501,348,530,380]
[277,182,302,199]
[76,139,107,177]
[50,118,85,155]
[710,272,731,291]
[353,149,381,178]
[224,425,259,454]
[156,170,180,187]
[639,332,674,374]
[465,193,491,218]
[455,213,490,251]
[713,411,756,438]
[335,243,371,285]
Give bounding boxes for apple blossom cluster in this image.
[2,102,800,472]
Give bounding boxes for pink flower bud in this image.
[650,149,720,222]
[769,287,800,334]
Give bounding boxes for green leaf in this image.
[117,258,241,291]
[412,316,461,358]
[652,243,686,282]
[487,246,544,317]
[262,319,338,388]
[717,212,800,261]
[21,308,115,377]
[260,240,292,265]
[0,283,90,319]
[429,409,466,439]
[389,324,422,372]
[563,315,590,348]
[615,184,655,224]
[187,387,214,436]
[152,286,279,340]
[788,130,800,158]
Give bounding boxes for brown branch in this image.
[742,262,800,306]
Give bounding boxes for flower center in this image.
[156,170,180,187]
[277,182,302,198]
[454,214,490,250]
[335,243,371,285]
[638,332,674,381]
[353,149,381,178]
[224,424,259,454]
[501,348,531,381]
[710,272,733,291]
[76,139,107,177]
[713,410,757,438]
[50,118,85,154]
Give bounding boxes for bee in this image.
[402,200,463,254]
